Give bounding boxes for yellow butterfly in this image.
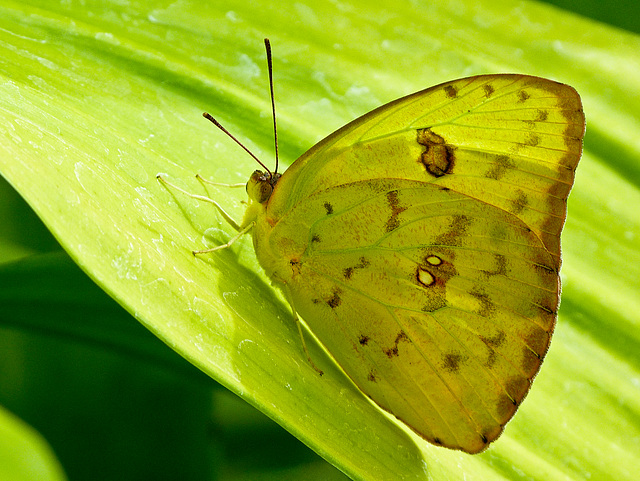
[161,40,585,454]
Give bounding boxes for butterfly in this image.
[160,40,585,453]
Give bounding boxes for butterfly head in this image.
[247,170,281,205]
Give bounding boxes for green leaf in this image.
[1,1,639,479]
[0,405,67,481]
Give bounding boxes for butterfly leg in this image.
[157,174,241,231]
[281,284,324,376]
[192,222,254,255]
[195,173,245,188]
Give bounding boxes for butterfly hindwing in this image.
[258,178,558,453]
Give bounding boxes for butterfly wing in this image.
[253,74,584,453]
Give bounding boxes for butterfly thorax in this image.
[242,169,289,283]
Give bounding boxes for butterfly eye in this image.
[256,181,274,203]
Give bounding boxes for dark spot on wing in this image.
[525,327,549,359]
[385,190,407,232]
[480,330,506,348]
[521,346,541,374]
[416,128,456,177]
[323,202,334,215]
[517,90,530,103]
[444,84,458,98]
[485,350,497,369]
[535,109,548,121]
[510,190,529,215]
[485,155,515,180]
[383,330,409,358]
[496,393,517,419]
[422,297,447,312]
[396,331,408,343]
[506,376,530,402]
[417,253,457,312]
[434,214,470,247]
[470,287,496,318]
[483,84,495,97]
[289,259,302,276]
[442,351,467,372]
[359,335,370,346]
[384,346,399,357]
[327,288,342,308]
[525,133,540,146]
[481,254,508,277]
[480,330,506,368]
[343,256,370,280]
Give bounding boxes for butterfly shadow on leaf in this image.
[212,249,430,469]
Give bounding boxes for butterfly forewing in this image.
[267,75,584,267]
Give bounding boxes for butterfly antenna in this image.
[264,38,279,176]
[202,112,272,175]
